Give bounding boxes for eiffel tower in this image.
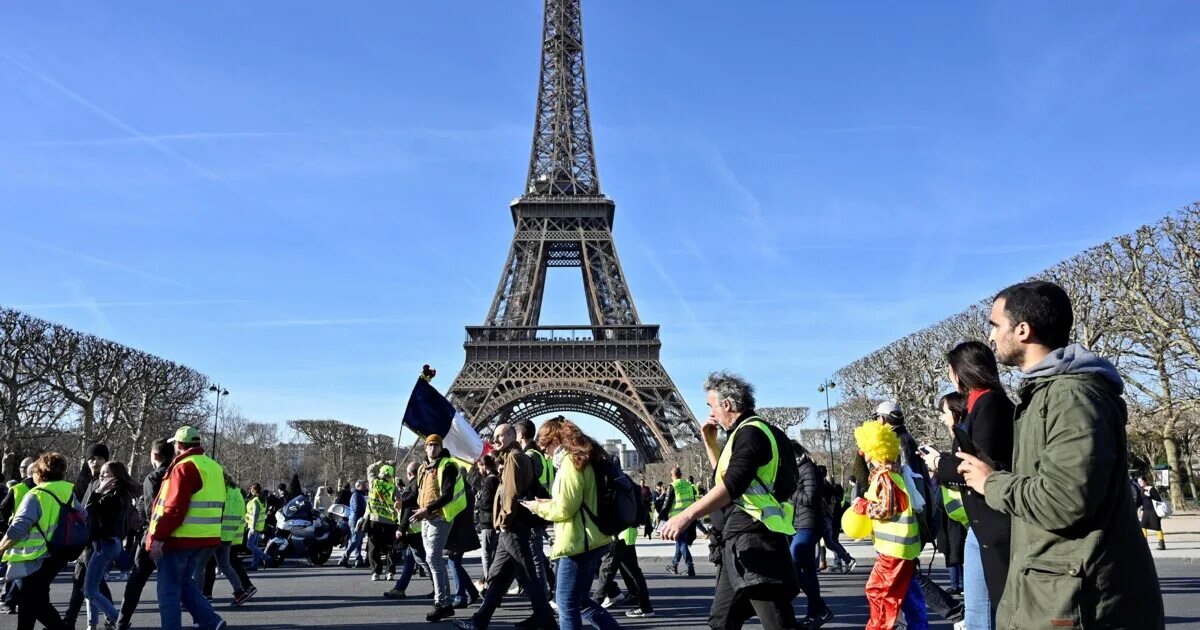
[446,0,699,463]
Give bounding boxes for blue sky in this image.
[2,2,1198,448]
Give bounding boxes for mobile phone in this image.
[917,444,932,455]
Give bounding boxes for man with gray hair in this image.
[661,371,801,629]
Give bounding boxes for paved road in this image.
[46,552,1200,629]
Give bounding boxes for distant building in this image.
[277,442,307,469]
[603,438,642,472]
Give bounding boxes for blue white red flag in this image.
[402,377,492,462]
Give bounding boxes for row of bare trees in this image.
[832,202,1200,508]
[1,306,209,480]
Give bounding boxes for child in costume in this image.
[852,420,925,630]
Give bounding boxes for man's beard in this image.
[996,343,1023,368]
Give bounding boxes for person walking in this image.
[929,393,968,598]
[365,462,400,581]
[64,443,115,628]
[922,340,1014,629]
[638,481,653,540]
[0,452,83,630]
[788,441,833,628]
[146,425,226,630]
[244,483,270,571]
[524,417,621,630]
[1137,477,1168,550]
[117,438,173,629]
[338,479,369,568]
[662,466,697,576]
[385,462,431,600]
[83,461,137,630]
[595,525,655,619]
[0,456,36,614]
[514,419,556,599]
[958,280,1164,629]
[314,486,333,514]
[453,423,556,630]
[661,371,800,630]
[411,434,467,622]
[446,458,482,609]
[815,466,855,574]
[474,456,500,588]
[212,474,255,605]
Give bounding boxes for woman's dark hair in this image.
[31,452,68,482]
[479,454,497,473]
[947,340,1005,394]
[939,391,968,424]
[102,461,138,495]
[994,281,1073,349]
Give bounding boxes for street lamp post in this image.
[817,379,837,474]
[209,384,229,459]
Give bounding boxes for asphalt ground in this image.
[38,552,1200,629]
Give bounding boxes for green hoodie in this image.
[984,344,1163,629]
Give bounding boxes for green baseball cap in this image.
[168,425,203,444]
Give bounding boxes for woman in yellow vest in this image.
[0,451,81,630]
[851,420,922,630]
[523,417,620,630]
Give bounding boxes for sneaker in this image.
[625,608,654,618]
[426,605,455,622]
[663,564,678,574]
[953,622,967,630]
[385,572,395,581]
[371,573,383,582]
[842,558,857,574]
[601,592,629,609]
[507,583,522,595]
[802,609,834,628]
[104,619,119,630]
[383,589,407,599]
[234,585,257,606]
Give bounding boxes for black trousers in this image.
[474,529,556,628]
[528,525,555,595]
[708,535,798,630]
[230,543,254,590]
[595,540,652,612]
[16,550,73,630]
[64,545,112,624]
[118,543,157,626]
[367,521,398,576]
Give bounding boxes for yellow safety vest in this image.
[221,486,247,543]
[529,447,555,495]
[669,478,696,518]
[1,480,74,564]
[9,481,31,525]
[245,496,267,532]
[620,526,638,546]
[868,471,922,560]
[367,479,397,524]
[715,418,796,536]
[149,454,225,539]
[437,457,468,522]
[942,487,967,526]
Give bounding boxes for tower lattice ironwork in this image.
[446,0,699,463]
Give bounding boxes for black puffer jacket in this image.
[791,454,824,531]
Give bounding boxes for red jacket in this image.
[146,446,221,551]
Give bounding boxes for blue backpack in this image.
[32,488,90,555]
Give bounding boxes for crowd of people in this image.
[0,279,1175,629]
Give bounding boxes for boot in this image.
[686,565,696,577]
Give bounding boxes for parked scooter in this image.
[264,494,350,566]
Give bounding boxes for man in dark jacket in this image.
[338,479,368,568]
[959,281,1164,629]
[117,438,173,629]
[474,456,500,585]
[64,443,114,628]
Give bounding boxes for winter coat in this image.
[983,344,1163,629]
[790,455,823,531]
[1138,486,1163,531]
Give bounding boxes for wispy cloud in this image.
[11,131,296,148]
[702,144,783,262]
[15,235,196,290]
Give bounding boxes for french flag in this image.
[402,377,493,462]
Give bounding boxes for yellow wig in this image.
[854,419,901,464]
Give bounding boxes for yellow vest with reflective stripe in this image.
[367,479,397,524]
[1,480,74,564]
[221,486,247,543]
[9,481,31,525]
[529,448,555,496]
[942,487,967,526]
[715,418,796,536]
[438,458,468,522]
[245,496,267,532]
[868,471,921,560]
[150,454,225,539]
[669,478,696,518]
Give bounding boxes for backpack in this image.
[581,457,642,538]
[31,488,90,555]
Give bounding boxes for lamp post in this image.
[208,384,229,459]
[817,379,837,474]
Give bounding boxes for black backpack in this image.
[581,457,642,539]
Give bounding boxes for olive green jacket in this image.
[984,352,1163,630]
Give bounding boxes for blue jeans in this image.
[790,528,827,619]
[156,547,223,630]
[448,551,479,604]
[555,545,620,630]
[964,528,993,630]
[247,531,270,568]
[340,530,364,563]
[672,539,693,568]
[901,569,930,630]
[948,564,963,591]
[394,543,429,593]
[85,537,122,625]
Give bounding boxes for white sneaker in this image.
[953,622,967,630]
[385,572,394,581]
[601,592,629,609]
[371,573,382,581]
